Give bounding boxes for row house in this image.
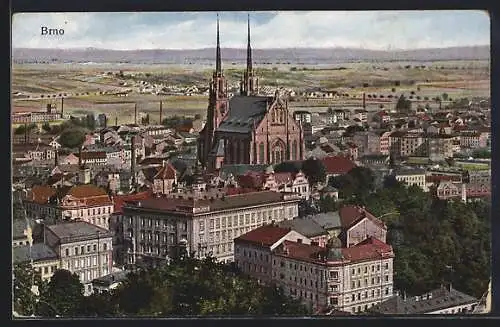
[77,151,107,166]
[234,225,394,314]
[25,184,114,230]
[13,243,61,281]
[459,132,488,149]
[43,221,113,295]
[235,170,310,200]
[13,144,56,162]
[119,191,302,265]
[427,134,454,161]
[389,132,426,158]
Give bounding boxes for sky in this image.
[12,11,490,50]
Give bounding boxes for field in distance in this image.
[12,60,490,125]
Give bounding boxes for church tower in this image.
[240,14,259,96]
[199,14,229,166]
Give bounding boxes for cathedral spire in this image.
[246,13,252,73]
[216,13,222,74]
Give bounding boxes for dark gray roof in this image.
[13,219,29,239]
[45,221,112,243]
[92,270,130,287]
[278,217,328,237]
[309,212,342,230]
[216,95,272,133]
[394,167,427,176]
[218,164,269,179]
[371,286,479,314]
[13,243,58,264]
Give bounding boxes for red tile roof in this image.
[30,185,57,204]
[236,173,263,189]
[342,237,393,262]
[280,240,325,263]
[112,190,153,214]
[339,205,386,230]
[235,225,292,247]
[154,163,177,180]
[77,151,107,160]
[321,156,357,175]
[225,187,259,195]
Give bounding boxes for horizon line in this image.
[13,44,490,52]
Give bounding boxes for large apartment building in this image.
[24,184,114,230]
[234,225,395,314]
[43,221,113,295]
[119,190,301,264]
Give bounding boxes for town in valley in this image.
[11,11,491,317]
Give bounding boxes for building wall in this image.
[56,237,113,295]
[428,302,478,314]
[347,218,387,247]
[123,200,300,264]
[395,174,427,191]
[33,259,61,281]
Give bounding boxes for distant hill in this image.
[12,46,490,65]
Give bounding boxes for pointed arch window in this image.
[292,140,298,161]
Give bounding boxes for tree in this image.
[395,95,412,112]
[14,125,26,135]
[85,114,96,130]
[442,93,449,101]
[301,158,326,186]
[42,122,52,133]
[37,269,85,317]
[318,195,338,213]
[13,263,43,316]
[59,129,85,149]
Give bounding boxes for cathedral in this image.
[198,15,305,170]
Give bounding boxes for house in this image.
[43,221,113,295]
[76,151,107,166]
[12,143,56,162]
[321,156,357,184]
[393,168,427,191]
[13,243,61,281]
[235,226,395,314]
[370,285,479,315]
[58,153,80,165]
[278,217,330,247]
[434,181,466,201]
[338,205,387,248]
[25,184,114,229]
[152,161,178,195]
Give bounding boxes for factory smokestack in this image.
[24,123,28,144]
[159,101,163,125]
[115,116,118,127]
[131,136,137,189]
[61,97,64,118]
[54,149,59,167]
[362,92,366,109]
[134,103,138,125]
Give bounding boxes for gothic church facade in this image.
[198,15,305,170]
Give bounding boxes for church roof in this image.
[217,95,273,133]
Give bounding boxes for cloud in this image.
[12,11,490,50]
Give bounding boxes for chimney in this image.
[363,92,366,109]
[115,116,118,127]
[134,103,138,125]
[54,149,59,167]
[159,101,163,124]
[131,136,136,188]
[60,97,64,118]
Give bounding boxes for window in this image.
[330,271,338,279]
[75,247,79,255]
[352,294,355,302]
[352,268,355,275]
[385,263,389,270]
[364,266,368,273]
[372,265,375,272]
[352,281,355,289]
[103,243,108,251]
[81,246,85,254]
[385,275,389,282]
[209,219,214,230]
[65,248,69,256]
[385,288,389,295]
[44,266,49,274]
[216,218,220,229]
